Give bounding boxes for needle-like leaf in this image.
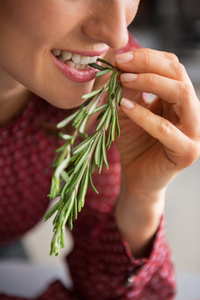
[45,59,123,256]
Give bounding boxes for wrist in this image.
[114,185,166,257]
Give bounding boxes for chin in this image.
[31,79,94,109]
[42,91,85,110]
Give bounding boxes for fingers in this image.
[115,48,200,138]
[131,48,180,62]
[121,72,179,104]
[120,98,200,168]
[115,48,191,83]
[120,72,199,130]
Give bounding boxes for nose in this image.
[82,0,129,49]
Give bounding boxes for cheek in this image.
[0,1,77,48]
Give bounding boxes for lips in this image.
[51,48,107,83]
[52,49,99,70]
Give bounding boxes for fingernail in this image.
[120,98,134,109]
[121,73,138,83]
[115,52,133,64]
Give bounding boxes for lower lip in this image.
[51,53,99,83]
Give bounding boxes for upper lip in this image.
[52,47,109,57]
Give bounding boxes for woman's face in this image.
[0,0,140,109]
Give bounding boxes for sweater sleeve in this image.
[0,281,76,300]
[66,141,177,300]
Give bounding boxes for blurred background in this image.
[129,0,200,298]
[130,0,200,85]
[0,1,200,299]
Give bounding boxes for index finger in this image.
[115,49,191,83]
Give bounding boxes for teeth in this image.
[52,49,61,56]
[65,60,89,70]
[79,64,86,70]
[53,49,99,70]
[65,61,75,68]
[61,51,72,60]
[90,56,98,63]
[72,54,81,64]
[57,56,65,63]
[80,56,91,65]
[74,63,80,70]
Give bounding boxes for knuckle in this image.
[140,108,151,124]
[168,52,179,62]
[143,48,151,67]
[178,82,194,105]
[146,73,157,87]
[182,142,200,167]
[158,118,172,135]
[176,62,187,79]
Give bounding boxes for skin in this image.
[115,49,200,256]
[0,0,200,257]
[0,0,138,119]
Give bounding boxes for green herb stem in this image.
[45,59,123,256]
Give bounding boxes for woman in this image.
[0,0,200,299]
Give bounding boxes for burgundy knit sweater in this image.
[0,36,176,300]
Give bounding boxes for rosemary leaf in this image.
[79,115,89,135]
[111,113,116,142]
[60,170,69,182]
[58,133,73,140]
[88,163,98,194]
[96,58,115,68]
[55,142,69,153]
[109,70,118,98]
[116,84,123,105]
[93,103,108,115]
[44,201,60,221]
[73,132,96,155]
[57,110,79,129]
[88,63,105,71]
[74,147,91,174]
[74,197,78,220]
[46,58,124,256]
[94,134,103,168]
[95,109,109,131]
[95,68,113,77]
[102,131,108,169]
[68,211,73,230]
[98,151,104,174]
[54,157,70,179]
[116,111,121,137]
[61,227,65,248]
[96,107,107,121]
[82,89,101,99]
[77,167,89,212]
[104,109,112,131]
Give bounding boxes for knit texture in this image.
[0,35,176,299]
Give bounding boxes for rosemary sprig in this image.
[45,58,123,256]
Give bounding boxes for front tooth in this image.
[80,64,87,70]
[52,49,61,56]
[61,51,72,60]
[80,56,91,65]
[74,63,80,70]
[89,56,98,64]
[72,54,81,64]
[79,64,84,70]
[65,61,75,68]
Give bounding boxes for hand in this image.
[114,48,200,255]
